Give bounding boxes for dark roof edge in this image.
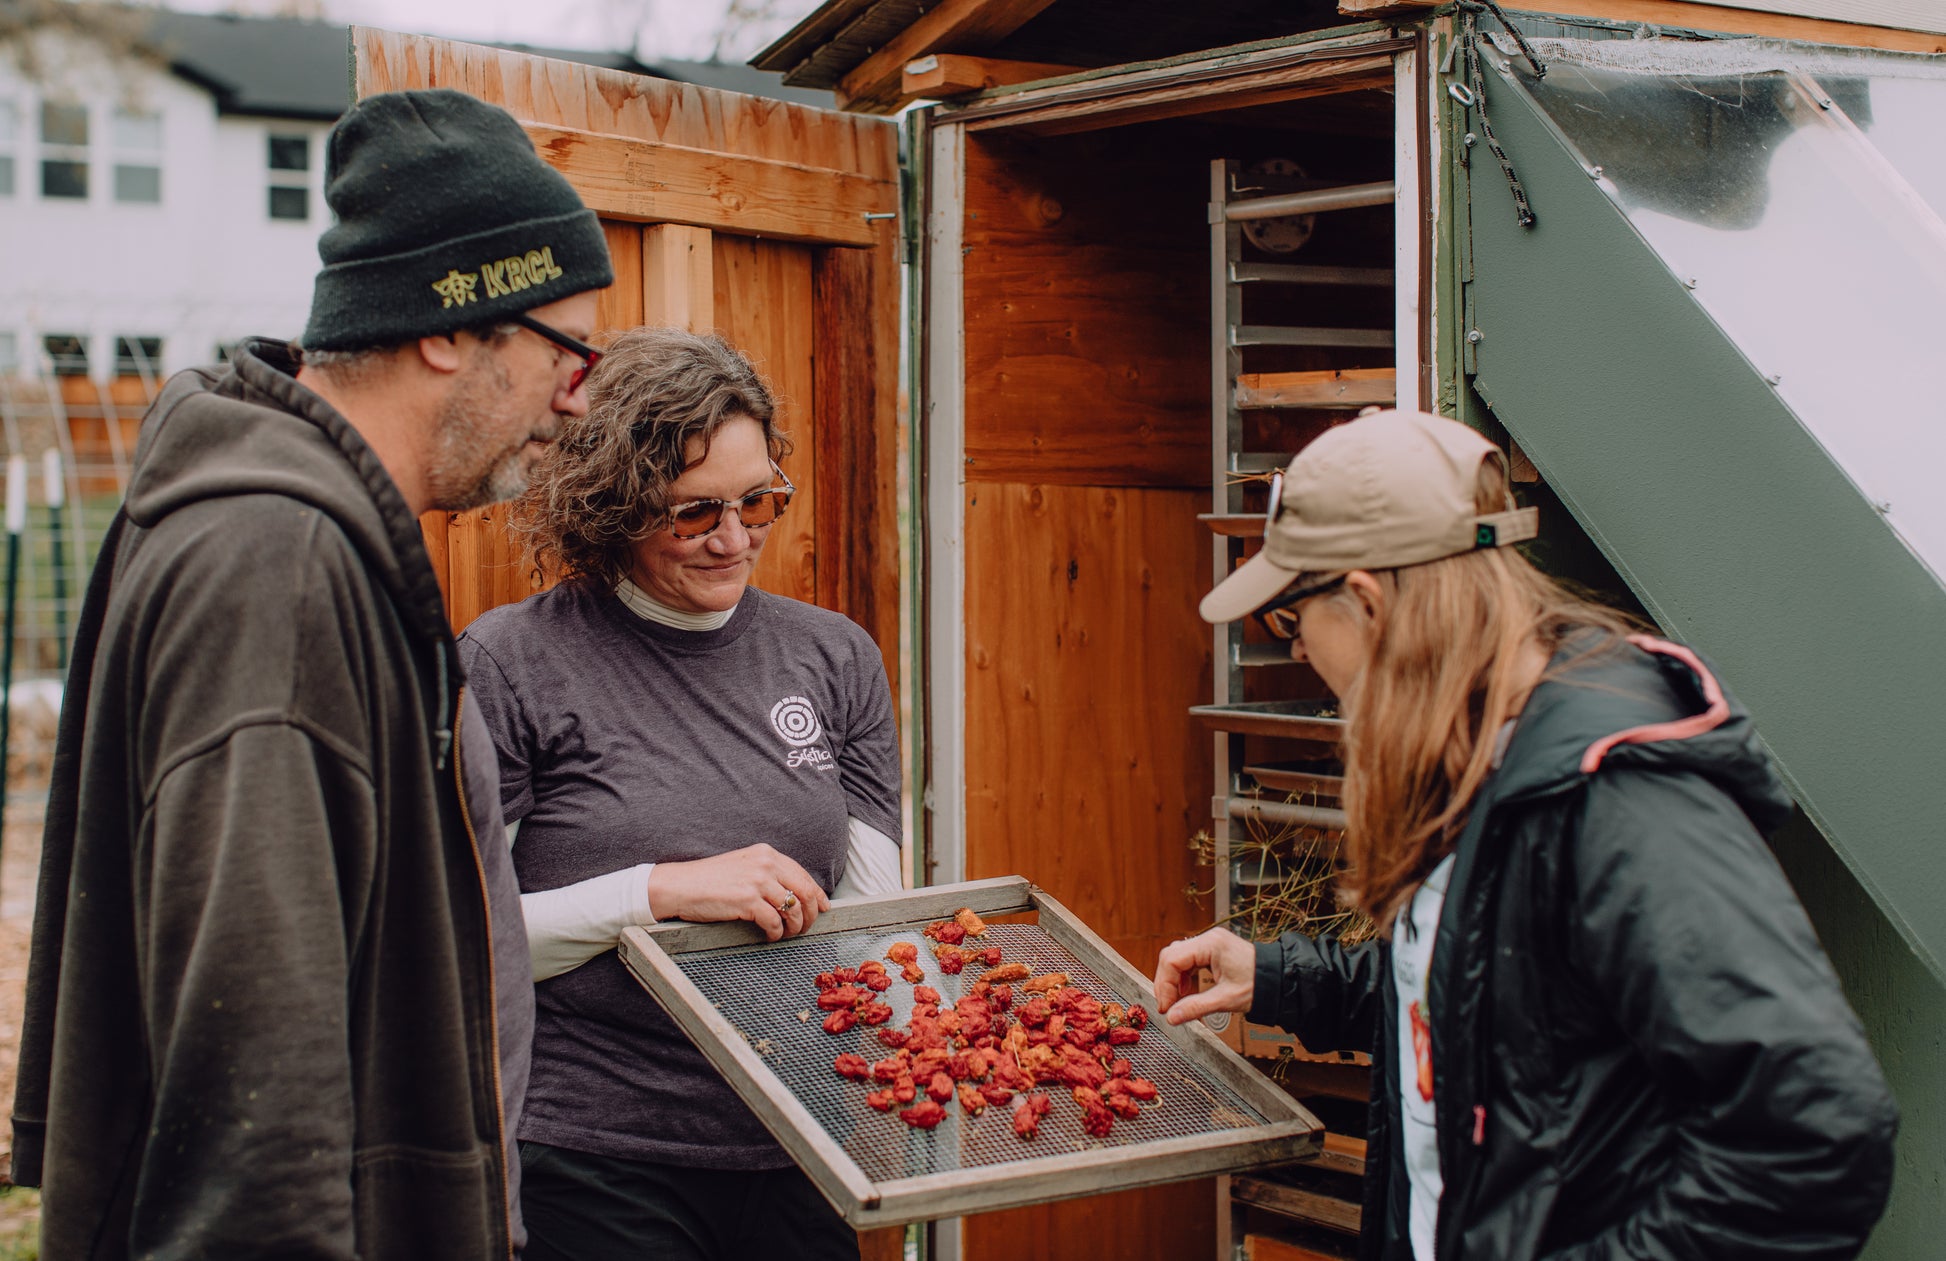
[749,0,884,75]
[211,104,345,122]
[155,55,339,120]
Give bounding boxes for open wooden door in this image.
[352,27,903,707]
[351,30,905,1259]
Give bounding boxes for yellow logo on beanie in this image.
[432,269,479,308]
[431,245,567,309]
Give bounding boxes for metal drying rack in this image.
[620,876,1322,1227]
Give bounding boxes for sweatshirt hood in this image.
[122,338,453,648]
[1492,632,1794,836]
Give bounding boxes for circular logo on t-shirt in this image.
[770,696,824,747]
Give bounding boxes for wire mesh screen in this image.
[676,921,1271,1184]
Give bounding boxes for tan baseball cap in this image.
[1200,410,1540,624]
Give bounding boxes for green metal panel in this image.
[1458,58,1946,1254]
[1460,58,1946,989]
[1771,812,1946,1258]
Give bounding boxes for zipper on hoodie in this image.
[434,648,454,770]
[450,687,514,1261]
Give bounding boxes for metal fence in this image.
[0,357,160,807]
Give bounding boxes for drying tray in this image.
[1243,763,1346,800]
[1197,512,1267,538]
[620,877,1322,1227]
[1190,699,1346,741]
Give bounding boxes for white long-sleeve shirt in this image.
[514,816,903,980]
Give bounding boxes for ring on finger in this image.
[778,892,799,913]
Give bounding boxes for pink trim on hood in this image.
[1578,635,1732,775]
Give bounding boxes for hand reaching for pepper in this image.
[1152,928,1257,1026]
[647,843,829,941]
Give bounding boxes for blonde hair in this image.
[1330,462,1638,933]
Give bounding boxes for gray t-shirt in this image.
[458,583,901,1169]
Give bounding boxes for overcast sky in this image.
[149,0,820,63]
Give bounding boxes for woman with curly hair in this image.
[1153,411,1894,1261]
[458,326,900,1261]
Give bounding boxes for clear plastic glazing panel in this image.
[1852,76,1946,222]
[1501,43,1946,584]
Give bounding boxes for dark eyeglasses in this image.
[511,313,602,394]
[666,462,797,540]
[1254,574,1347,641]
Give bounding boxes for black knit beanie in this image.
[301,89,614,351]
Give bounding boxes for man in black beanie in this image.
[13,88,612,1261]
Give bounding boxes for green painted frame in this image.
[1461,52,1946,986]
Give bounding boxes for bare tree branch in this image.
[710,0,799,63]
[0,0,165,86]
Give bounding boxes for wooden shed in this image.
[372,1,1946,1256]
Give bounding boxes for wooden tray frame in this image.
[620,876,1323,1227]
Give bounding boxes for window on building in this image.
[268,185,308,220]
[0,102,17,197]
[112,107,162,204]
[115,336,163,376]
[267,132,309,221]
[39,101,88,199]
[268,134,308,172]
[0,332,18,377]
[43,334,89,376]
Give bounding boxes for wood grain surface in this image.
[904,54,1085,99]
[961,132,1208,487]
[1245,1230,1358,1261]
[953,472,1223,1251]
[1232,1175,1362,1234]
[962,481,1212,1013]
[836,0,1063,113]
[967,55,1396,138]
[597,219,646,339]
[1237,367,1396,410]
[521,123,894,247]
[812,234,904,696]
[713,235,820,607]
[354,27,900,179]
[642,224,715,333]
[965,1181,1217,1261]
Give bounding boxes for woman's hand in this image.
[647,844,830,941]
[1153,928,1258,1026]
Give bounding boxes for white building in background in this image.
[1,13,342,383]
[0,10,834,385]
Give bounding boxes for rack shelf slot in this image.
[1237,368,1396,410]
[1242,764,1345,799]
[1231,325,1395,349]
[1231,262,1394,287]
[1190,700,1345,741]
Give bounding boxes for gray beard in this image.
[423,351,535,512]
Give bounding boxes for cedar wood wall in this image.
[957,126,1219,1257]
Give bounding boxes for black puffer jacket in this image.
[1250,635,1897,1260]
